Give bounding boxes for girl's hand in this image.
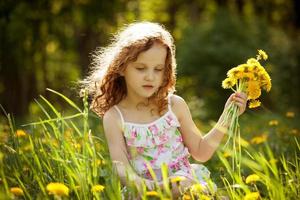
[171,178,194,199]
[144,179,155,190]
[224,92,248,116]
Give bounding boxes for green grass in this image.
[0,90,299,199]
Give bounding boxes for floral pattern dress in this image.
[114,94,216,190]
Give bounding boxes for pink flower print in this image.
[143,162,148,170]
[165,115,174,125]
[150,157,157,166]
[157,144,166,155]
[152,138,156,145]
[176,136,183,143]
[136,147,144,154]
[182,158,191,169]
[169,161,180,171]
[159,134,168,143]
[131,129,137,138]
[127,138,134,146]
[148,124,159,135]
[145,170,152,179]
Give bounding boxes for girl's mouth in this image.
[142,85,154,89]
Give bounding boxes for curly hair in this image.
[80,22,177,117]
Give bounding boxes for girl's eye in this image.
[155,68,164,72]
[136,68,145,71]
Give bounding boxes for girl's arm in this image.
[103,108,154,189]
[172,93,247,162]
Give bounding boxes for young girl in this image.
[81,22,247,197]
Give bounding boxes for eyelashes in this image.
[135,68,164,72]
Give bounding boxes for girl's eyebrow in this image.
[133,62,164,67]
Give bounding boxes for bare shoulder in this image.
[170,94,188,108]
[169,94,189,120]
[170,94,186,105]
[103,107,123,134]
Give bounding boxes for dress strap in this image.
[167,94,172,111]
[114,105,125,126]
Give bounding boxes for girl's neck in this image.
[120,96,151,111]
[120,92,152,110]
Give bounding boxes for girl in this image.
[81,22,247,197]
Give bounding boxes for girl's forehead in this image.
[135,43,167,64]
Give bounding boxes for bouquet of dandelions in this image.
[221,50,271,174]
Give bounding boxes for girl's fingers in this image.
[233,96,246,104]
[232,92,247,102]
[235,102,245,109]
[235,92,247,100]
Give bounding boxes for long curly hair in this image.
[80,22,177,117]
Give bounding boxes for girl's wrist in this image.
[216,113,229,134]
[214,122,228,134]
[218,112,229,128]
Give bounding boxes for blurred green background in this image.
[1,0,300,123]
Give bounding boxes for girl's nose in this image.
[145,70,154,81]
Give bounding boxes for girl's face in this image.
[122,42,167,100]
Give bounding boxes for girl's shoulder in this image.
[169,94,189,120]
[169,94,185,105]
[102,106,123,130]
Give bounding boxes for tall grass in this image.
[0,89,120,199]
[0,90,299,199]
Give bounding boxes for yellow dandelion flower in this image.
[244,192,260,200]
[246,58,260,66]
[222,77,237,89]
[227,64,248,79]
[199,194,211,200]
[258,49,268,60]
[235,137,250,147]
[250,134,268,144]
[22,144,33,152]
[268,120,279,126]
[170,176,186,183]
[286,111,295,118]
[269,158,278,164]
[258,69,271,91]
[245,174,260,184]
[64,128,73,140]
[15,130,27,137]
[249,99,261,108]
[236,63,250,71]
[182,194,192,200]
[10,187,24,196]
[73,143,81,150]
[242,65,251,73]
[190,183,204,194]
[227,67,239,77]
[46,182,69,197]
[243,72,255,80]
[91,184,105,193]
[290,129,299,135]
[51,139,59,147]
[262,81,272,92]
[146,191,159,196]
[247,81,261,100]
[96,159,102,166]
[223,151,231,158]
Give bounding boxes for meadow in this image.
[0,89,299,200]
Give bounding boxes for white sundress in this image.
[114,94,217,191]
